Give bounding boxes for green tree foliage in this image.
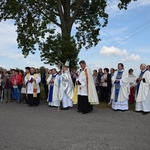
[0,0,136,68]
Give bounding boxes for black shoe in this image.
[61,107,68,110]
[142,112,148,115]
[113,109,118,111]
[82,111,89,114]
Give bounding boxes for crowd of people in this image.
[0,61,150,115]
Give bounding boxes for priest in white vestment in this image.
[75,60,99,114]
[47,68,60,107]
[61,61,74,110]
[24,67,41,106]
[111,63,130,111]
[135,63,150,115]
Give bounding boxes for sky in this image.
[0,0,150,76]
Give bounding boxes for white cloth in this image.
[77,70,88,96]
[136,70,150,112]
[62,94,73,108]
[57,74,64,101]
[47,74,60,107]
[62,70,74,99]
[48,100,60,107]
[111,70,130,110]
[77,67,99,105]
[112,99,128,110]
[24,74,41,94]
[101,74,107,87]
[129,74,136,87]
[61,70,74,108]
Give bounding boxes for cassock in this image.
[111,70,130,110]
[61,70,74,108]
[47,73,60,107]
[76,67,99,114]
[25,73,41,106]
[136,70,150,112]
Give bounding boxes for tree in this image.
[0,0,136,68]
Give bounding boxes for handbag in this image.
[21,87,26,94]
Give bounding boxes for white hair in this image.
[141,63,146,67]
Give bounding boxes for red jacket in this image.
[11,74,23,86]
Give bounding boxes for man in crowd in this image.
[47,68,60,107]
[2,72,12,103]
[24,67,41,106]
[135,63,150,115]
[97,68,103,101]
[111,63,130,111]
[41,68,49,98]
[0,70,3,102]
[147,65,150,71]
[75,60,99,114]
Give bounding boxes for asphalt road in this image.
[0,101,150,150]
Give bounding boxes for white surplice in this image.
[47,74,60,107]
[136,70,150,112]
[77,67,99,105]
[24,74,41,94]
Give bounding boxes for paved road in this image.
[0,101,150,150]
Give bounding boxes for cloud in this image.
[123,54,140,62]
[100,46,128,56]
[99,46,140,62]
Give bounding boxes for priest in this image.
[47,68,60,107]
[111,63,130,111]
[61,60,74,110]
[75,60,99,114]
[24,67,41,106]
[135,63,150,115]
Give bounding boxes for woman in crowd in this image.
[100,68,112,103]
[2,72,12,103]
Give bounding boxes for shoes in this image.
[23,100,26,104]
[121,110,125,112]
[4,101,8,103]
[61,107,69,110]
[142,112,148,115]
[113,109,118,111]
[82,111,89,114]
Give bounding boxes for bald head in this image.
[140,63,146,71]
